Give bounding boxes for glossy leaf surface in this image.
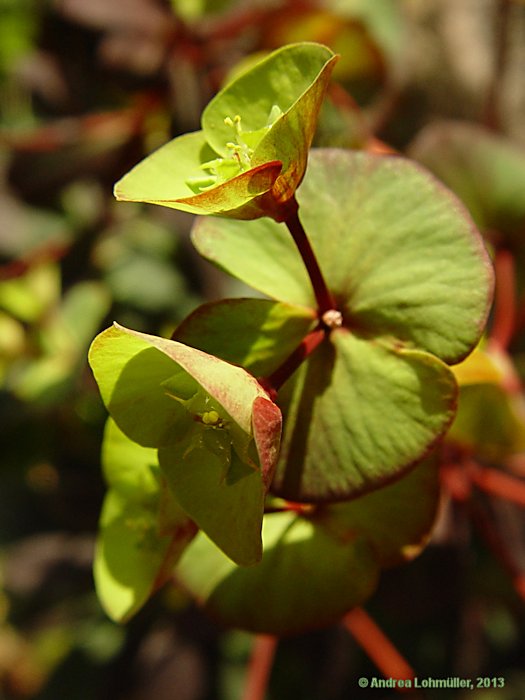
[194,149,493,363]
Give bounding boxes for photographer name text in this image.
[358,676,505,690]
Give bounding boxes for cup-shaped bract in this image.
[114,43,338,221]
[89,323,282,566]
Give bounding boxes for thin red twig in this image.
[470,464,525,508]
[489,249,516,352]
[343,607,415,691]
[241,635,278,700]
[258,324,326,397]
[285,205,336,315]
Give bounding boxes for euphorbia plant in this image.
[89,43,493,633]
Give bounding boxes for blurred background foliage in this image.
[1,0,525,698]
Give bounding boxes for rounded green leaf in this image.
[159,440,265,566]
[321,455,441,568]
[175,510,379,635]
[296,150,493,363]
[448,384,525,460]
[271,329,457,501]
[175,454,439,634]
[94,419,197,622]
[192,216,313,306]
[174,298,316,376]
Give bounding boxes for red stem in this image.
[489,249,516,352]
[259,325,326,397]
[285,204,336,315]
[470,463,525,508]
[240,635,278,700]
[343,607,416,690]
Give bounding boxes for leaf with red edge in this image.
[89,322,282,565]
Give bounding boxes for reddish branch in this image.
[241,635,278,700]
[343,607,416,690]
[258,324,326,398]
[489,249,516,352]
[470,463,525,508]
[285,204,337,315]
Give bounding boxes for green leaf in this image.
[448,345,525,458]
[89,323,272,446]
[12,281,111,405]
[94,419,197,622]
[175,510,379,635]
[410,121,525,242]
[88,323,282,565]
[192,216,312,306]
[272,329,457,501]
[321,455,440,568]
[174,298,316,376]
[0,262,60,323]
[158,440,265,566]
[115,44,337,220]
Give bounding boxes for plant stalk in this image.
[343,607,416,684]
[285,200,336,315]
[259,324,326,398]
[241,635,278,700]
